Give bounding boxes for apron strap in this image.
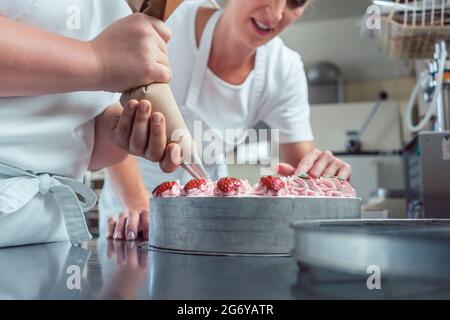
[185,9,223,108]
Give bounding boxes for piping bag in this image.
[122,0,210,180]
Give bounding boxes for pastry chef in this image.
[100,0,353,240]
[0,0,179,247]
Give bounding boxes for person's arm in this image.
[277,142,352,180]
[105,156,150,213]
[0,13,172,97]
[0,16,100,96]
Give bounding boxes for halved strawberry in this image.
[260,176,285,191]
[217,177,242,193]
[184,179,207,192]
[153,181,176,197]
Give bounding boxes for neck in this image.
[209,13,256,80]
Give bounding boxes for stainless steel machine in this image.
[405,131,450,218]
[404,41,450,218]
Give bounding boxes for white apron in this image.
[99,8,267,233]
[0,162,96,247]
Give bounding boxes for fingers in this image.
[337,162,352,181]
[276,163,296,176]
[145,112,166,161]
[107,216,117,240]
[295,149,352,180]
[160,143,181,173]
[109,209,149,242]
[295,149,322,175]
[126,211,140,241]
[147,63,172,84]
[147,16,172,43]
[113,212,128,240]
[129,100,151,156]
[323,159,342,177]
[156,48,170,67]
[308,150,334,178]
[113,100,138,150]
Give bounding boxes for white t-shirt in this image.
[99,1,314,223]
[0,0,131,181]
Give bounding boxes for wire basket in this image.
[380,0,450,60]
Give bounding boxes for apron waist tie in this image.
[0,165,96,245]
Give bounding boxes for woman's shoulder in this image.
[264,37,304,71]
[262,37,305,85]
[166,1,214,48]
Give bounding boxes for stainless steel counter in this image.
[1,239,449,300]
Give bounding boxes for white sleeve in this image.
[260,53,314,144]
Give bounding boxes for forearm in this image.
[105,156,150,212]
[0,17,100,97]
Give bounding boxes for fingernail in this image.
[152,113,162,124]
[127,231,136,241]
[140,102,149,112]
[113,232,121,240]
[128,102,137,110]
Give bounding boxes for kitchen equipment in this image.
[375,0,450,60]
[148,197,362,256]
[291,219,450,280]
[346,91,389,153]
[306,62,344,105]
[406,41,450,132]
[121,0,210,180]
[404,130,450,218]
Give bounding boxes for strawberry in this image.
[152,181,176,197]
[184,179,207,192]
[260,176,285,192]
[216,177,242,193]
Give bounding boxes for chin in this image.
[247,36,274,48]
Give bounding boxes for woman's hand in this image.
[89,13,172,93]
[277,148,352,180]
[107,209,149,241]
[99,99,181,173]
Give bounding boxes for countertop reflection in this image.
[1,239,450,300]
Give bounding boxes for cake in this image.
[152,175,357,198]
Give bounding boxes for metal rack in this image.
[376,0,450,59]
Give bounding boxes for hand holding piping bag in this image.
[121,0,210,180]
